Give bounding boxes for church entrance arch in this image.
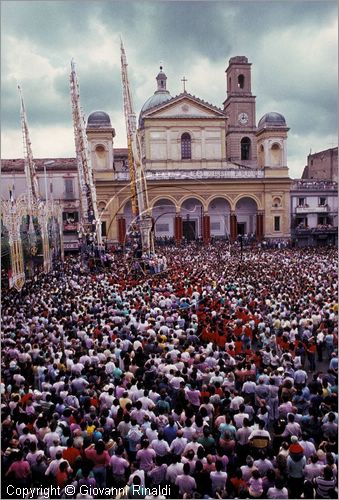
[235,197,258,236]
[207,197,231,239]
[183,220,196,241]
[152,199,176,239]
[180,198,204,240]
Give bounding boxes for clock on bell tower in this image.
[223,56,257,165]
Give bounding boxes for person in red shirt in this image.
[234,322,243,338]
[216,332,227,348]
[84,441,110,487]
[306,339,316,371]
[230,469,247,497]
[56,461,72,489]
[235,338,243,355]
[62,438,81,468]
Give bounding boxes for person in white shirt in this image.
[233,404,250,429]
[210,460,228,495]
[166,455,184,483]
[170,430,188,455]
[150,432,170,456]
[248,420,271,443]
[229,393,244,412]
[45,451,71,477]
[241,456,258,483]
[267,477,288,499]
[282,414,301,438]
[299,434,317,459]
[304,454,324,481]
[175,463,197,497]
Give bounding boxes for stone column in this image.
[260,212,265,238]
[202,214,211,244]
[256,212,264,239]
[117,217,126,244]
[230,212,237,241]
[174,215,183,244]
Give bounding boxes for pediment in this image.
[143,94,225,120]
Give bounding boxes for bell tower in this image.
[86,111,115,172]
[223,56,257,166]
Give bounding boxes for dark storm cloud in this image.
[2,74,70,129]
[1,1,100,57]
[229,1,335,33]
[73,66,123,120]
[53,63,123,119]
[103,1,234,63]
[1,0,337,173]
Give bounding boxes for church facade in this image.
[90,56,291,244]
[2,56,293,249]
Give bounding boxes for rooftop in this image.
[1,158,77,172]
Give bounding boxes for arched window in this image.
[181,133,192,160]
[271,143,282,166]
[95,144,107,168]
[238,74,244,89]
[241,137,251,160]
[258,144,264,167]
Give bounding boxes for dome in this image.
[139,66,173,126]
[140,91,172,115]
[87,111,111,128]
[258,112,286,129]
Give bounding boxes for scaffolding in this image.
[69,60,102,245]
[120,40,153,255]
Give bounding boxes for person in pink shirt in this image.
[248,469,264,498]
[5,451,31,486]
[185,382,201,408]
[84,440,110,487]
[110,446,130,485]
[136,439,156,472]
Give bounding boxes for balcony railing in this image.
[293,180,337,190]
[113,168,264,181]
[295,205,329,214]
[294,226,337,235]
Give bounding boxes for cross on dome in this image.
[181,76,188,93]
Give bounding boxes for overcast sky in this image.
[1,0,338,178]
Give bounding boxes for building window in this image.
[272,197,281,208]
[274,216,280,232]
[319,197,327,206]
[238,74,244,89]
[296,216,308,228]
[241,137,251,160]
[95,144,107,169]
[63,211,79,223]
[101,221,107,237]
[64,178,74,193]
[318,216,328,225]
[298,197,305,207]
[64,178,74,199]
[181,133,192,160]
[271,143,282,166]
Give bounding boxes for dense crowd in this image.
[1,242,338,500]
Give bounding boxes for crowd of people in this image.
[1,242,338,499]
